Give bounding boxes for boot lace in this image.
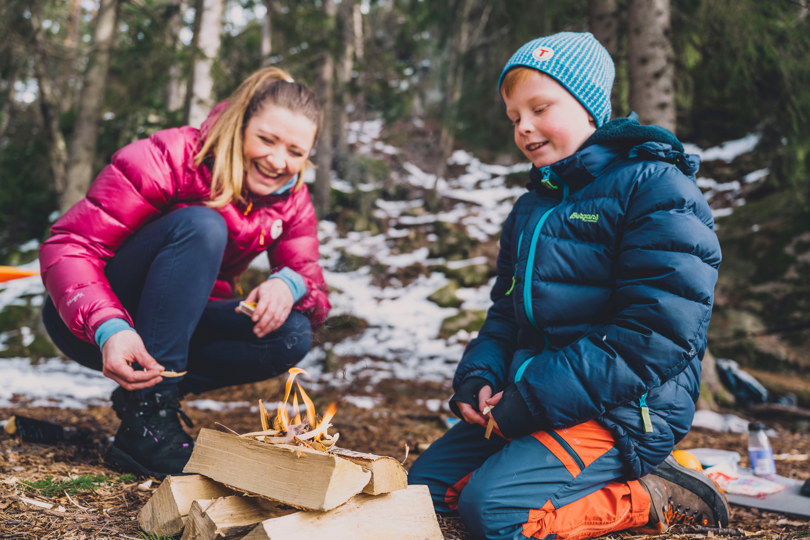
[664,500,709,527]
[139,393,194,446]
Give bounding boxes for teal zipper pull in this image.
[540,166,558,190]
[640,392,653,433]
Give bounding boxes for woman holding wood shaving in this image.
[39,67,330,478]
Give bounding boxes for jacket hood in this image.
[583,112,684,153]
[528,113,699,193]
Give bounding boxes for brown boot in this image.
[637,455,730,533]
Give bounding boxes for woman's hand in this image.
[101,330,164,390]
[241,278,294,337]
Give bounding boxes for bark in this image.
[429,0,490,208]
[348,1,366,130]
[61,0,120,212]
[31,26,69,197]
[261,0,278,66]
[59,0,83,111]
[589,0,621,115]
[334,0,357,164]
[313,0,337,218]
[186,0,224,128]
[628,0,675,132]
[166,0,189,114]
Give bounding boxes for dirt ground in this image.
[1,376,808,539]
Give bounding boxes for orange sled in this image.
[0,266,39,283]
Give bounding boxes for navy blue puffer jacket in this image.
[453,115,721,478]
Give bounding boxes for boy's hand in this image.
[459,385,502,428]
[101,330,164,390]
[482,391,504,438]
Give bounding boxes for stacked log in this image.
[138,428,442,539]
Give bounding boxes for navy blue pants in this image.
[409,420,650,539]
[42,207,313,396]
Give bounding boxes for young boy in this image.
[409,32,727,539]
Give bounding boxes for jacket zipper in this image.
[523,167,568,332]
[514,166,567,383]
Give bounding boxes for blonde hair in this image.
[194,67,323,208]
[500,67,542,99]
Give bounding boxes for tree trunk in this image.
[334,0,357,165]
[186,0,223,128]
[313,0,337,218]
[31,18,69,198]
[61,0,120,213]
[628,0,675,132]
[589,0,622,117]
[166,0,189,115]
[261,0,277,66]
[428,0,489,209]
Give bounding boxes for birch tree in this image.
[628,0,675,131]
[187,0,224,128]
[61,0,121,212]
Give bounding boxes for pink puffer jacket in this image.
[40,111,330,344]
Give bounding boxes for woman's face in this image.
[242,104,317,197]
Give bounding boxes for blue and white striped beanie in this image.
[498,32,615,127]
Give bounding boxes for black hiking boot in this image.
[106,386,194,478]
[110,386,128,419]
[636,455,730,533]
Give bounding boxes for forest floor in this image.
[1,375,809,539]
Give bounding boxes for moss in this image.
[439,263,493,288]
[439,309,486,339]
[428,281,463,308]
[18,473,133,498]
[0,305,33,333]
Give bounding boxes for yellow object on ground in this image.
[0,266,39,283]
[673,449,703,471]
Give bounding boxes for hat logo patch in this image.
[270,219,283,239]
[531,46,555,62]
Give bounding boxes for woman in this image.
[39,67,330,477]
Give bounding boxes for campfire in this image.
[137,367,443,539]
[239,367,339,451]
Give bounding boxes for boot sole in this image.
[105,444,178,480]
[656,455,730,527]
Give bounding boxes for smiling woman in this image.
[37,66,331,479]
[242,105,317,197]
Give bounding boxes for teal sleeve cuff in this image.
[269,267,307,303]
[94,318,134,349]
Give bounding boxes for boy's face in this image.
[503,70,596,168]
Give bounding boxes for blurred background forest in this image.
[2,0,810,405]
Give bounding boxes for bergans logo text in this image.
[569,212,599,223]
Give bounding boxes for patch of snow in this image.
[1,124,754,406]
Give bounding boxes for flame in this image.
[275,367,310,431]
[312,402,338,442]
[297,385,317,428]
[270,367,336,444]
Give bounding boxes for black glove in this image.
[490,384,542,438]
[448,377,490,419]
